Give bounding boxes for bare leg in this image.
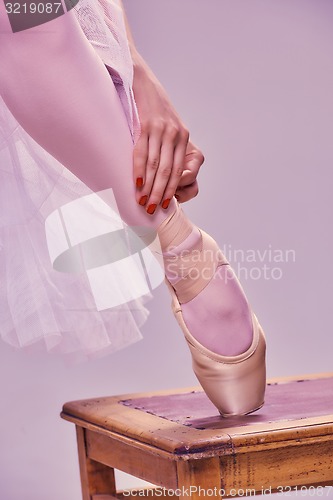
[0,6,253,356]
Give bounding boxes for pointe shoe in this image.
[161,215,267,417]
[166,275,266,416]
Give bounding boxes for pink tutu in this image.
[0,0,160,363]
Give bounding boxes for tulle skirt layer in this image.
[0,85,161,363]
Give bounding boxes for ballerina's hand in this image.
[132,61,204,213]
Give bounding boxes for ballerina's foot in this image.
[163,226,254,356]
[180,265,254,356]
[159,203,266,416]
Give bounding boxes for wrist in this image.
[131,51,155,87]
[129,46,145,71]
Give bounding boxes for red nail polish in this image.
[147,203,157,215]
[139,195,148,206]
[162,198,171,209]
[136,177,143,188]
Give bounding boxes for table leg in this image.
[76,426,117,500]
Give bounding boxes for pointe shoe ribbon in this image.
[157,201,229,304]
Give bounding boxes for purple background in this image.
[0,1,333,498]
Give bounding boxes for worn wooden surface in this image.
[61,372,333,499]
[121,375,333,429]
[62,372,333,457]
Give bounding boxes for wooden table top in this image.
[61,372,333,457]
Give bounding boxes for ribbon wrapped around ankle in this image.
[157,202,230,304]
[156,201,193,251]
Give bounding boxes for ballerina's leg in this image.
[0,6,253,356]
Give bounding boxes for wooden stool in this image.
[61,372,333,500]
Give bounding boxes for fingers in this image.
[143,130,173,212]
[133,121,205,212]
[148,133,187,211]
[175,180,199,203]
[182,148,204,185]
[138,129,163,207]
[134,121,189,214]
[177,167,198,189]
[174,146,204,203]
[133,131,149,192]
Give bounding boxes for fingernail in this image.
[139,195,148,206]
[162,198,171,209]
[136,177,143,188]
[147,203,157,215]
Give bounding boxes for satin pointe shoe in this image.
[159,204,267,417]
[165,276,266,416]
